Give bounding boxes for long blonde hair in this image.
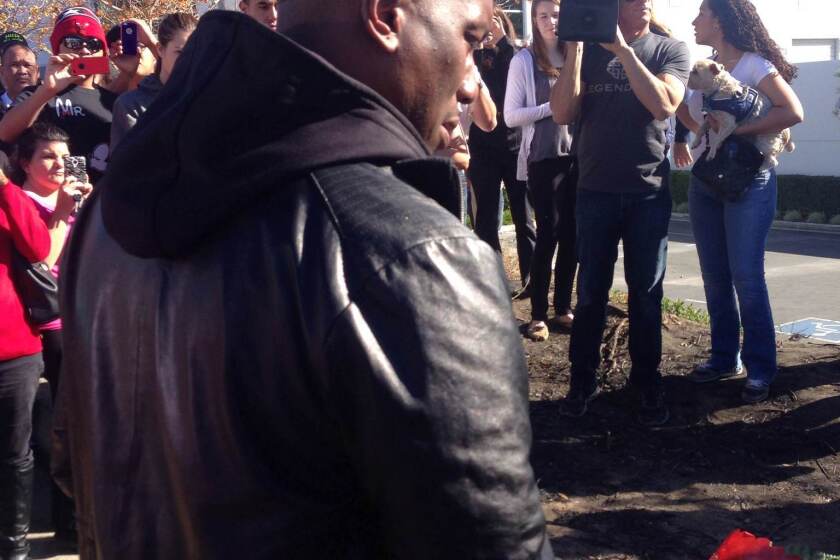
[649,10,673,37]
[531,0,564,78]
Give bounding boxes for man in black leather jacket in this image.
[55,1,554,558]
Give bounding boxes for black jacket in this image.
[57,11,552,560]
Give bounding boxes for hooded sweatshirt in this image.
[59,12,552,560]
[101,11,433,259]
[110,74,164,149]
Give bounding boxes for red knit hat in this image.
[50,7,108,55]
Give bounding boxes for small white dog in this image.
[687,59,794,170]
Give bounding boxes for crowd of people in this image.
[0,0,804,558]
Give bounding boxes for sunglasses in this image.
[61,36,104,52]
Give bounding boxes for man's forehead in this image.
[2,45,36,64]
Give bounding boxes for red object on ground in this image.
[710,530,802,560]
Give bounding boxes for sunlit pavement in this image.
[501,217,840,342]
[653,217,840,338]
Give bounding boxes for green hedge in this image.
[670,171,840,218]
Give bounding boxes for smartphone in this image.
[63,156,87,182]
[69,56,110,76]
[63,156,87,209]
[120,21,138,56]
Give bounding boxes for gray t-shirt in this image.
[577,32,690,193]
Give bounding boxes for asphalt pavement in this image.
[610,216,840,343]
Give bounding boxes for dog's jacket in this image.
[702,87,760,124]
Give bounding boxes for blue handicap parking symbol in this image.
[777,317,840,344]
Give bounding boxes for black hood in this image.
[102,11,435,258]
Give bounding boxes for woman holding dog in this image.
[676,0,803,403]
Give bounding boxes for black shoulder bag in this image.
[12,251,60,324]
[691,134,764,202]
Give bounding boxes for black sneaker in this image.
[741,380,770,404]
[637,389,670,427]
[689,362,744,383]
[559,384,599,417]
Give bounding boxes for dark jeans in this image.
[689,171,777,385]
[0,353,43,469]
[569,186,671,391]
[526,156,577,322]
[468,150,536,286]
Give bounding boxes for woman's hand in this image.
[55,178,93,218]
[486,14,506,47]
[109,20,159,78]
[44,54,84,94]
[673,142,693,169]
[132,19,159,58]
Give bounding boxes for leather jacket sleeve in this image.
[325,234,553,559]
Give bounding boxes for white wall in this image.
[653,0,840,65]
[777,60,840,176]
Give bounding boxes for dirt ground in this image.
[500,248,840,558]
[26,236,840,560]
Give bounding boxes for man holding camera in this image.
[56,1,554,558]
[0,8,149,184]
[550,0,690,426]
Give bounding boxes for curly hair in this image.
[708,0,797,83]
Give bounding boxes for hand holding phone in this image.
[120,21,139,56]
[69,56,110,76]
[62,156,91,213]
[63,156,87,182]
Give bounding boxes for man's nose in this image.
[456,56,479,105]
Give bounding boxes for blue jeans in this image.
[689,170,777,386]
[569,187,671,391]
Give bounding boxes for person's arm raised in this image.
[602,27,686,121]
[470,77,498,132]
[550,41,584,125]
[0,54,82,144]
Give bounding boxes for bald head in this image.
[277,0,493,150]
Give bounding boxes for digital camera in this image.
[556,0,619,44]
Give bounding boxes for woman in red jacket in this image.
[0,153,50,560]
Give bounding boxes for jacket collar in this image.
[392,158,462,219]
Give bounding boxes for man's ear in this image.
[238,0,248,13]
[362,0,403,53]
